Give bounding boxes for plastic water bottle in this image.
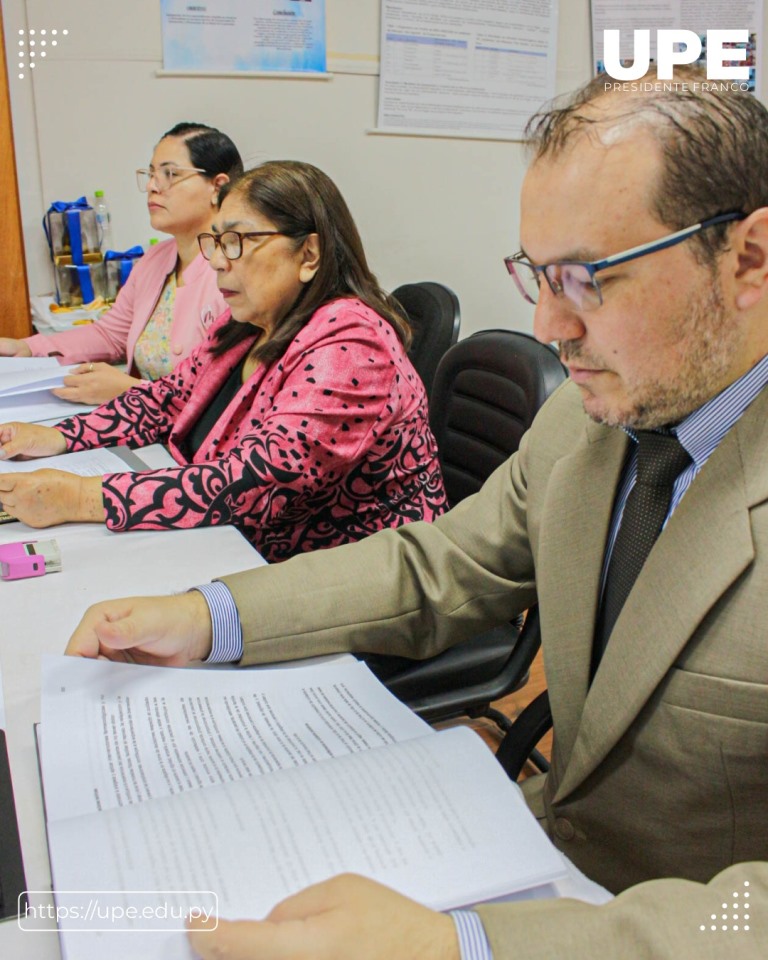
[93,190,113,252]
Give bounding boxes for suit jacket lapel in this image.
[553,393,766,802]
[536,419,628,764]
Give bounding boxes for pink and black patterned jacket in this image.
[55,298,448,562]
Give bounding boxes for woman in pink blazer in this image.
[0,123,243,405]
[0,161,448,561]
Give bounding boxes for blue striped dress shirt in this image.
[600,352,768,593]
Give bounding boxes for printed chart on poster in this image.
[592,0,761,93]
[376,0,558,141]
[160,0,326,75]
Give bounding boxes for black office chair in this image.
[474,600,551,778]
[366,330,567,732]
[394,281,461,400]
[496,686,553,780]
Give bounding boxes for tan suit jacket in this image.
[220,380,768,958]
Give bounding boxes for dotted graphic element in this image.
[15,28,68,79]
[699,881,752,932]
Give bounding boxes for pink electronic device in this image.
[0,540,62,581]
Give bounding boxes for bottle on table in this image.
[93,190,113,252]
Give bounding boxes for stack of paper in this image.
[0,358,95,422]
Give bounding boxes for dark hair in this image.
[524,66,768,265]
[160,122,244,182]
[211,160,411,364]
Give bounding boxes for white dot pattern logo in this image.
[14,27,69,80]
[699,881,753,933]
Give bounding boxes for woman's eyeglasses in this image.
[136,165,206,193]
[197,231,284,261]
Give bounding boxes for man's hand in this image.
[52,363,143,405]
[66,592,214,664]
[187,874,460,960]
[0,422,67,460]
[0,338,32,358]
[0,470,103,527]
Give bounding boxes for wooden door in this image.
[0,9,31,338]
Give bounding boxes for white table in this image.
[0,518,264,957]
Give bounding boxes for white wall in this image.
[3,1,766,339]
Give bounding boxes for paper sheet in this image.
[0,363,95,422]
[0,365,79,397]
[0,447,143,477]
[0,357,61,373]
[40,655,432,822]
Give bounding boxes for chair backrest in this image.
[430,329,567,507]
[394,281,461,400]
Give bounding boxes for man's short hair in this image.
[525,67,768,264]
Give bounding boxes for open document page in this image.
[38,656,567,960]
[40,655,432,821]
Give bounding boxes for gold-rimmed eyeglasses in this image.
[136,165,207,193]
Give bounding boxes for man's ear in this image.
[733,208,768,311]
[299,233,321,283]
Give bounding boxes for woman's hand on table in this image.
[52,362,143,405]
[0,421,67,460]
[0,337,32,357]
[0,470,103,527]
[65,592,214,664]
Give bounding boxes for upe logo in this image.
[603,29,749,81]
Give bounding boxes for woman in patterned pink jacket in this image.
[0,162,447,561]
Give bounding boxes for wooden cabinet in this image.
[0,10,31,338]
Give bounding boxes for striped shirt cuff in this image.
[192,583,244,663]
[451,910,493,960]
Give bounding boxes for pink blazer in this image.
[55,299,448,562]
[26,239,224,372]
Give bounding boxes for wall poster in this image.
[377,0,559,140]
[161,0,327,74]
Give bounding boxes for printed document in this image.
[38,655,567,959]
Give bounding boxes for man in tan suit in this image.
[64,74,768,958]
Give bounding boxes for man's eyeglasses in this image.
[136,165,207,193]
[197,231,284,261]
[504,212,746,311]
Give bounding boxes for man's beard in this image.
[560,276,739,430]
